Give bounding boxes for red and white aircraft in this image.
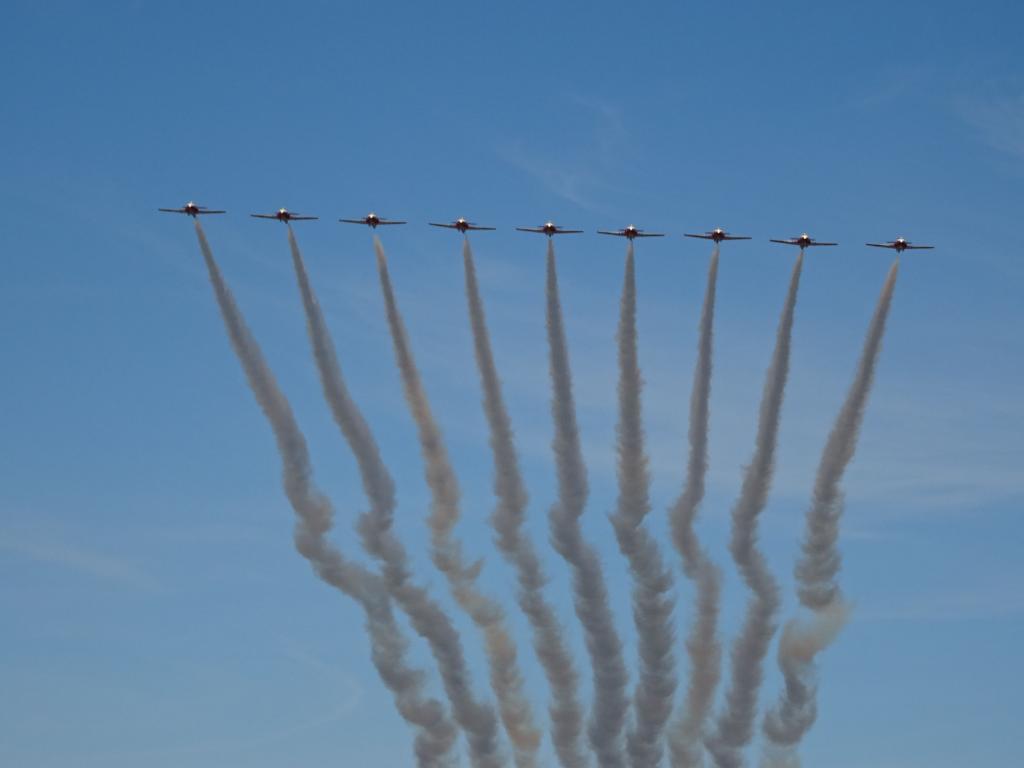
[251,208,318,223]
[516,221,583,237]
[770,233,837,249]
[865,237,934,253]
[159,201,225,217]
[685,228,751,243]
[340,212,406,229]
[429,218,496,233]
[597,225,665,240]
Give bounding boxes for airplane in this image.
[684,228,752,243]
[251,208,318,222]
[429,218,496,233]
[769,233,838,249]
[340,212,406,229]
[515,221,584,237]
[158,201,225,217]
[597,225,665,240]
[865,237,934,253]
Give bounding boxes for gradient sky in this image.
[2,2,1022,766]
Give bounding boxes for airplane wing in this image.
[722,235,752,240]
[684,233,712,239]
[597,230,625,236]
[429,222,457,229]
[251,214,277,219]
[378,220,406,225]
[769,238,797,244]
[905,245,934,250]
[198,209,226,215]
[557,229,584,234]
[636,232,665,238]
[516,227,545,233]
[158,208,185,214]
[865,243,894,249]
[339,218,367,224]
[465,225,496,231]
[808,241,838,246]
[290,215,319,221]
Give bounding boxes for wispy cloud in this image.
[498,94,631,211]
[846,66,932,111]
[500,142,607,209]
[0,529,153,588]
[861,585,1024,623]
[956,87,1024,160]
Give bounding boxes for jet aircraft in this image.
[684,228,751,243]
[251,208,318,222]
[340,212,406,228]
[159,201,225,217]
[597,225,665,240]
[429,218,496,233]
[865,237,934,253]
[769,233,838,248]
[515,222,583,237]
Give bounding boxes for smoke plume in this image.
[761,260,899,760]
[285,228,504,768]
[375,237,540,768]
[667,245,722,768]
[706,251,804,768]
[545,240,631,768]
[794,260,898,610]
[610,244,677,768]
[462,239,590,768]
[195,221,458,768]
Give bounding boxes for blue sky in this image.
[2,1,1022,766]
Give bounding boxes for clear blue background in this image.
[2,2,1022,766]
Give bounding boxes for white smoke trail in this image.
[545,240,631,768]
[760,602,850,766]
[462,239,590,768]
[761,260,899,762]
[375,237,540,768]
[667,245,722,768]
[195,221,458,768]
[795,261,899,611]
[284,228,504,768]
[706,252,804,768]
[611,244,677,768]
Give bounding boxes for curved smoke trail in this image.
[545,240,631,768]
[611,244,677,768]
[285,228,506,768]
[667,245,722,768]
[761,260,899,763]
[375,237,540,768]
[706,251,804,768]
[195,221,458,768]
[462,239,590,768]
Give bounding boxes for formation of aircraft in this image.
[158,201,225,217]
[251,208,318,223]
[429,217,497,233]
[340,212,406,228]
[516,221,583,237]
[865,237,934,252]
[160,203,933,252]
[770,233,838,249]
[597,225,665,240]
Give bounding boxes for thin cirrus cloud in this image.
[956,88,1024,160]
[498,95,632,211]
[0,527,153,587]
